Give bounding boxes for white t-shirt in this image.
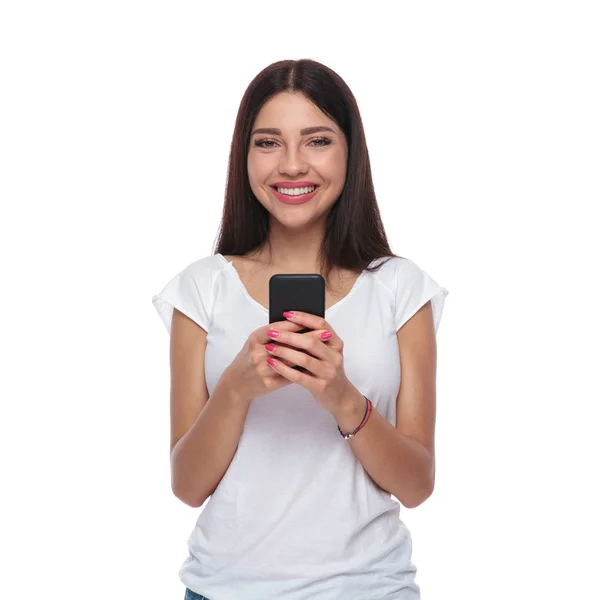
[152,253,448,600]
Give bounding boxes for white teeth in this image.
[276,185,316,196]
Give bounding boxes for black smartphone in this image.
[269,273,326,372]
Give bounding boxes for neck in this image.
[257,219,326,273]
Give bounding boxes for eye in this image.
[309,137,332,147]
[253,139,277,149]
[252,137,332,149]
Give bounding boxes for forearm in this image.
[331,387,434,508]
[170,374,251,508]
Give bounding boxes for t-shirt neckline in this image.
[216,253,373,316]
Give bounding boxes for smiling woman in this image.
[152,58,449,600]
[247,92,349,222]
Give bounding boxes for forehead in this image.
[253,92,334,129]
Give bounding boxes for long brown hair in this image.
[213,58,400,283]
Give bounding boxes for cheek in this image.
[247,154,259,183]
[247,156,271,206]
[325,160,347,189]
[318,150,347,182]
[247,152,274,185]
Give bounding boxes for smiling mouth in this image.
[269,185,320,205]
[270,184,319,196]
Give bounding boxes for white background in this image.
[1,1,598,598]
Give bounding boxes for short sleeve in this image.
[152,262,213,335]
[394,259,449,333]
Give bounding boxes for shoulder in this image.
[181,253,228,280]
[388,256,449,333]
[368,255,425,291]
[152,254,228,335]
[169,254,231,295]
[368,255,449,333]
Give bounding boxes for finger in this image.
[255,321,302,346]
[266,355,314,387]
[282,312,342,351]
[282,310,329,332]
[262,321,300,367]
[267,328,338,362]
[265,343,330,379]
[275,354,295,368]
[275,328,330,355]
[265,332,337,381]
[263,319,304,340]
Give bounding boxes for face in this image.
[247,92,348,228]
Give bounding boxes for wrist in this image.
[218,370,251,406]
[331,387,367,430]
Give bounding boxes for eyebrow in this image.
[250,126,337,136]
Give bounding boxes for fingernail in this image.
[265,343,276,351]
[267,329,280,338]
[283,311,295,319]
[321,331,332,340]
[266,358,277,367]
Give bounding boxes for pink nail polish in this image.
[267,329,280,338]
[321,331,332,340]
[283,311,294,319]
[265,343,276,351]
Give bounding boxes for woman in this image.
[153,58,449,600]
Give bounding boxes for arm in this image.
[332,301,437,509]
[169,308,251,508]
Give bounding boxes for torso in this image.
[222,254,363,312]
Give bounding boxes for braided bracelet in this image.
[337,395,373,439]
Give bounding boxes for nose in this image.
[278,146,309,177]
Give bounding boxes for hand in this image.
[223,319,306,402]
[264,311,355,414]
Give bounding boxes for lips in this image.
[270,185,319,205]
[271,181,319,189]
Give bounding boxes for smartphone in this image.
[269,273,325,372]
